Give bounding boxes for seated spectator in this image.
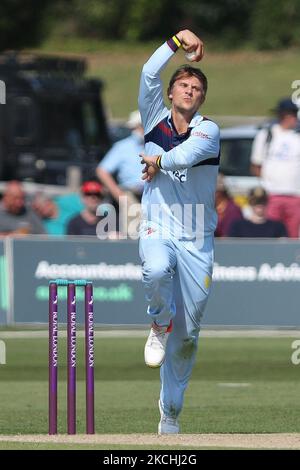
[228,187,288,238]
[67,181,113,236]
[32,192,83,235]
[96,110,144,234]
[215,175,243,237]
[0,181,45,235]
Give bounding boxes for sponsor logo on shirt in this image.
[192,130,210,139]
[173,170,187,183]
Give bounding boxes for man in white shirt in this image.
[251,98,300,237]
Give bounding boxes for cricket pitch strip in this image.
[0,433,300,449]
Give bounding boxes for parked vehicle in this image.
[220,113,300,198]
[220,124,260,197]
[0,52,111,189]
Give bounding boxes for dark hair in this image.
[248,186,268,206]
[168,65,208,96]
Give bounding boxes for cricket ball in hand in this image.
[185,51,197,61]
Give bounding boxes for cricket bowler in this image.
[138,29,220,434]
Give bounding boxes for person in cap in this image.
[228,187,287,238]
[96,110,144,235]
[250,97,300,237]
[66,181,105,236]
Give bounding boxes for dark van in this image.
[0,52,111,187]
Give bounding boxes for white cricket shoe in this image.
[144,321,172,368]
[158,400,179,435]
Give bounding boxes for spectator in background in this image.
[96,110,144,234]
[215,174,243,237]
[250,97,300,237]
[32,192,83,236]
[67,181,109,236]
[229,187,287,238]
[0,181,45,235]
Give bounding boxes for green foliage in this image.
[125,0,175,41]
[184,0,253,47]
[72,0,128,39]
[47,0,300,50]
[0,0,54,51]
[62,0,177,41]
[0,0,299,51]
[252,0,300,49]
[51,0,253,45]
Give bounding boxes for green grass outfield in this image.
[0,334,300,449]
[34,38,300,119]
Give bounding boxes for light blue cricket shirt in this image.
[138,40,220,240]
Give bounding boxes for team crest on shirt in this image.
[173,169,187,183]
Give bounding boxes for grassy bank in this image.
[34,37,300,119]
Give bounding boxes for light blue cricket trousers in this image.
[139,232,214,420]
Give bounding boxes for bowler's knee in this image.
[142,260,174,283]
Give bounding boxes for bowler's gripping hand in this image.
[140,154,160,182]
[176,30,204,62]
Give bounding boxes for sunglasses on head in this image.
[84,192,101,197]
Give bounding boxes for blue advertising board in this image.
[11,237,147,325]
[9,237,300,327]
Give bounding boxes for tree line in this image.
[1,0,299,51]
